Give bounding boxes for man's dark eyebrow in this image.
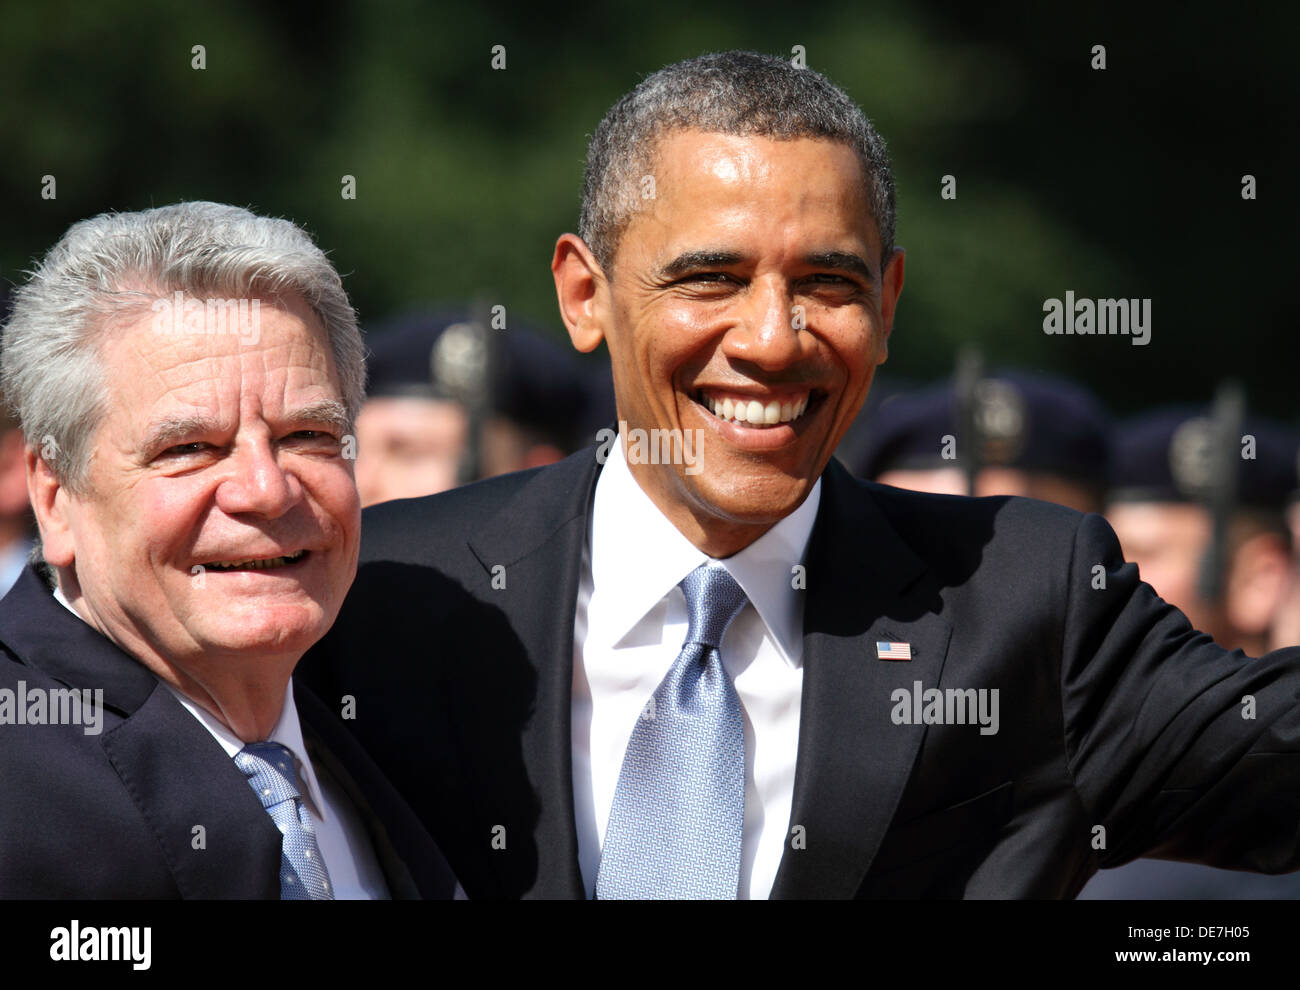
[656,250,747,281]
[802,251,876,282]
[656,249,877,284]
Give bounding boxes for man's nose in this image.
[724,276,803,371]
[214,438,301,518]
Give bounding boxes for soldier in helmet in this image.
[356,306,613,505]
[1080,404,1299,899]
[1104,406,1294,657]
[354,309,472,507]
[855,369,1110,513]
[478,326,614,480]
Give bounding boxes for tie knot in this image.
[234,741,302,810]
[679,562,749,650]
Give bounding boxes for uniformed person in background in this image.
[1080,400,1300,899]
[853,369,1110,513]
[355,306,613,506]
[1103,405,1295,658]
[354,309,472,507]
[478,323,614,480]
[1275,444,1300,650]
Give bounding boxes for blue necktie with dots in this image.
[234,742,334,900]
[596,562,749,899]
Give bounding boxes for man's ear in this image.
[26,445,75,567]
[878,246,905,361]
[552,233,610,354]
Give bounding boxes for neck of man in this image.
[623,459,793,559]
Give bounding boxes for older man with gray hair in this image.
[0,201,455,899]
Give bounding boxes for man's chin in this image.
[679,472,817,529]
[624,442,822,549]
[193,604,330,659]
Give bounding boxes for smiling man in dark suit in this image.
[303,51,1300,898]
[0,202,456,899]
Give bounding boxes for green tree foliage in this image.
[0,1,1294,416]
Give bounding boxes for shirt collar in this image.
[51,583,76,614]
[588,433,821,667]
[159,678,327,820]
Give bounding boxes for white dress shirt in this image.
[572,436,820,899]
[51,585,390,899]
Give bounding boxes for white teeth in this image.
[700,392,813,428]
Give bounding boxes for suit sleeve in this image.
[1059,511,1300,871]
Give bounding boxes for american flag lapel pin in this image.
[876,640,912,661]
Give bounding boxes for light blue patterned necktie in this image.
[596,561,749,899]
[234,741,334,900]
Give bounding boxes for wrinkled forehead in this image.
[96,293,342,433]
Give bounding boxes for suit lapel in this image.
[464,449,601,898]
[296,681,457,899]
[0,568,158,719]
[0,567,281,898]
[770,464,953,898]
[298,719,416,899]
[100,689,283,898]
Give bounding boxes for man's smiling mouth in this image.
[202,550,309,571]
[696,389,814,428]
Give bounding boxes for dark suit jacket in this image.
[0,566,457,899]
[301,447,1300,898]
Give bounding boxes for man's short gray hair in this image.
[0,201,364,494]
[579,50,897,275]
